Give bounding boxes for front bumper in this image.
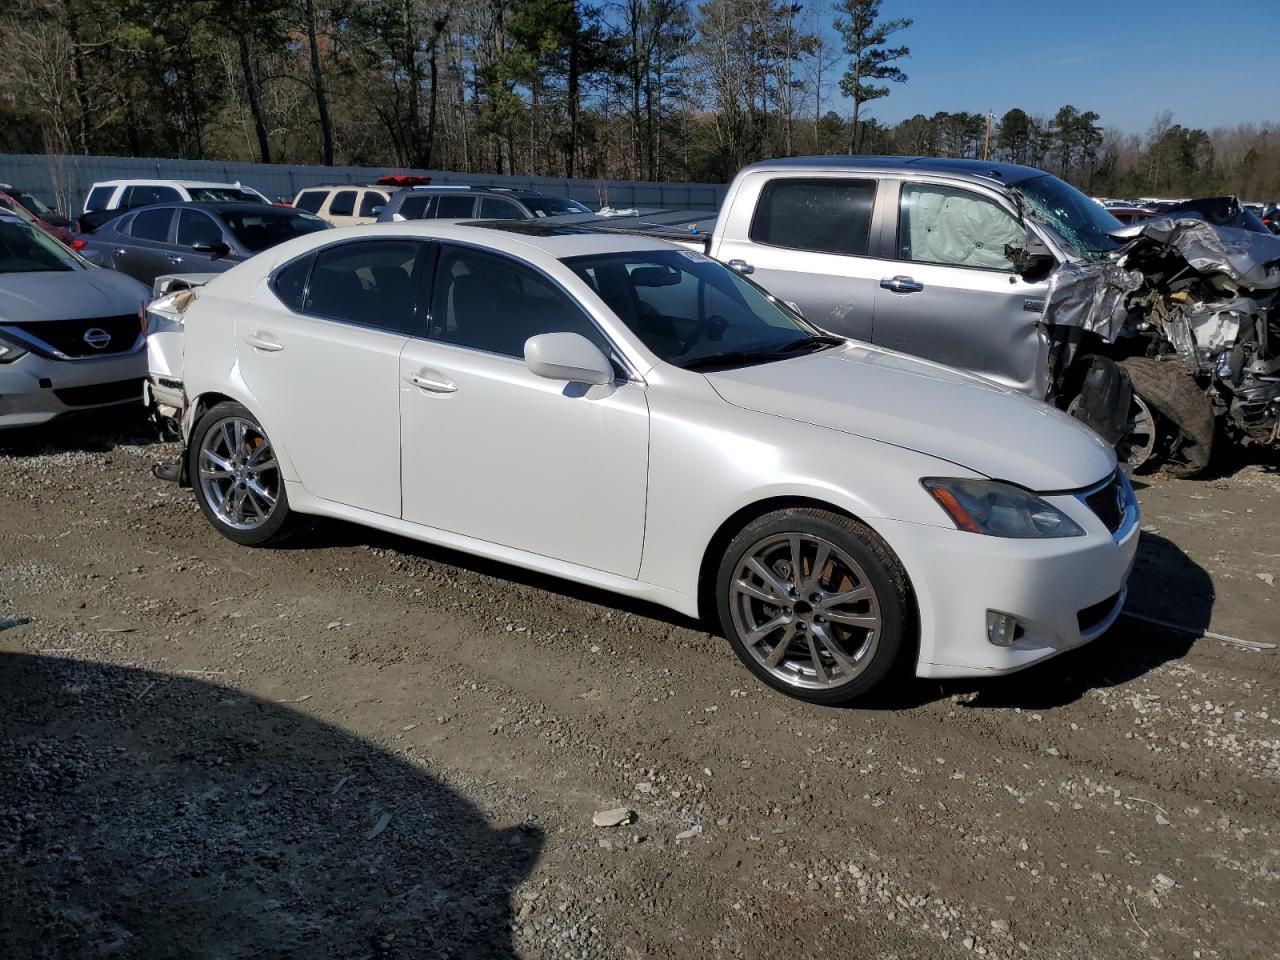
[0,349,146,429]
[874,489,1141,678]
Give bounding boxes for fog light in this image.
[986,610,1021,647]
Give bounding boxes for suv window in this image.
[302,240,423,333]
[749,178,876,257]
[359,191,388,217]
[129,207,173,242]
[898,183,1023,271]
[433,195,475,218]
[478,196,524,219]
[123,184,182,208]
[85,185,115,212]
[177,209,223,247]
[430,245,610,359]
[295,190,326,214]
[328,190,357,217]
[397,195,434,220]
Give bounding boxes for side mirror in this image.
[1004,227,1056,280]
[192,241,230,257]
[370,206,385,216]
[524,332,613,386]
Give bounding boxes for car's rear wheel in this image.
[188,401,294,546]
[715,508,913,705]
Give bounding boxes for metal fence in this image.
[0,153,728,215]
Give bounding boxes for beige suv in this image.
[291,185,391,226]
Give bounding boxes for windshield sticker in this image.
[679,250,710,262]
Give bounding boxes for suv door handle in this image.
[408,373,457,394]
[727,259,754,275]
[880,275,924,293]
[243,333,284,352]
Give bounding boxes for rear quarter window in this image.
[272,254,313,311]
[294,191,327,214]
[85,186,115,212]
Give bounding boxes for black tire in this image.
[1119,357,1215,477]
[187,401,295,546]
[715,508,915,706]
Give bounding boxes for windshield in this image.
[523,197,592,217]
[13,192,53,217]
[0,220,79,273]
[0,196,38,224]
[221,209,329,253]
[564,249,826,368]
[1011,174,1124,260]
[189,187,260,203]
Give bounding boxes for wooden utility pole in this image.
[982,110,994,161]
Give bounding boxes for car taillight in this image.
[71,237,86,249]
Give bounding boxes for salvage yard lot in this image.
[1,414,1277,960]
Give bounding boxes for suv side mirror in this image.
[1005,228,1056,280]
[192,240,231,257]
[524,332,613,386]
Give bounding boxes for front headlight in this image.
[0,335,28,364]
[922,478,1085,538]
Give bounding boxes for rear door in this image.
[234,238,426,516]
[711,175,881,342]
[111,206,176,284]
[871,179,1052,396]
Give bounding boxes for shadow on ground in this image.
[0,654,543,959]
[0,408,159,456]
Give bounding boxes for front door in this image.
[712,176,882,342]
[234,238,427,517]
[400,243,649,577]
[871,180,1053,397]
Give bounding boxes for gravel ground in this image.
[1,411,1277,960]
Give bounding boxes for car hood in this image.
[705,342,1115,492]
[0,267,150,322]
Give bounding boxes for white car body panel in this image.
[170,222,1138,680]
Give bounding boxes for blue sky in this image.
[822,0,1279,132]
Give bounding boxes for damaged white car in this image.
[144,221,1138,705]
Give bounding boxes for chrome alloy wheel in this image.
[198,416,280,531]
[728,533,882,690]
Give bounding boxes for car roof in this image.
[742,155,1048,185]
[91,179,258,189]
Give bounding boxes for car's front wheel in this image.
[188,401,294,546]
[715,508,914,705]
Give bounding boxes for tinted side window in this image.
[478,196,523,219]
[302,240,422,333]
[124,184,182,208]
[433,195,475,218]
[295,190,326,213]
[272,254,313,311]
[898,183,1022,270]
[328,190,357,216]
[85,186,115,211]
[430,246,609,359]
[397,195,433,219]
[359,191,388,217]
[177,210,223,247]
[749,178,877,257]
[129,208,173,242]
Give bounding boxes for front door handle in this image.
[409,373,457,394]
[880,275,924,294]
[243,333,284,352]
[727,259,754,275]
[166,255,184,264]
[114,248,127,256]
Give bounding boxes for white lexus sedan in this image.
[156,221,1139,704]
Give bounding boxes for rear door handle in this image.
[114,248,127,256]
[166,255,184,264]
[727,259,754,275]
[243,333,284,352]
[408,373,457,394]
[880,275,924,293]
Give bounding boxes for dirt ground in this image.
[1,412,1277,960]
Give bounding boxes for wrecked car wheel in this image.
[188,401,295,546]
[1117,391,1158,473]
[716,509,913,705]
[1119,357,1214,477]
